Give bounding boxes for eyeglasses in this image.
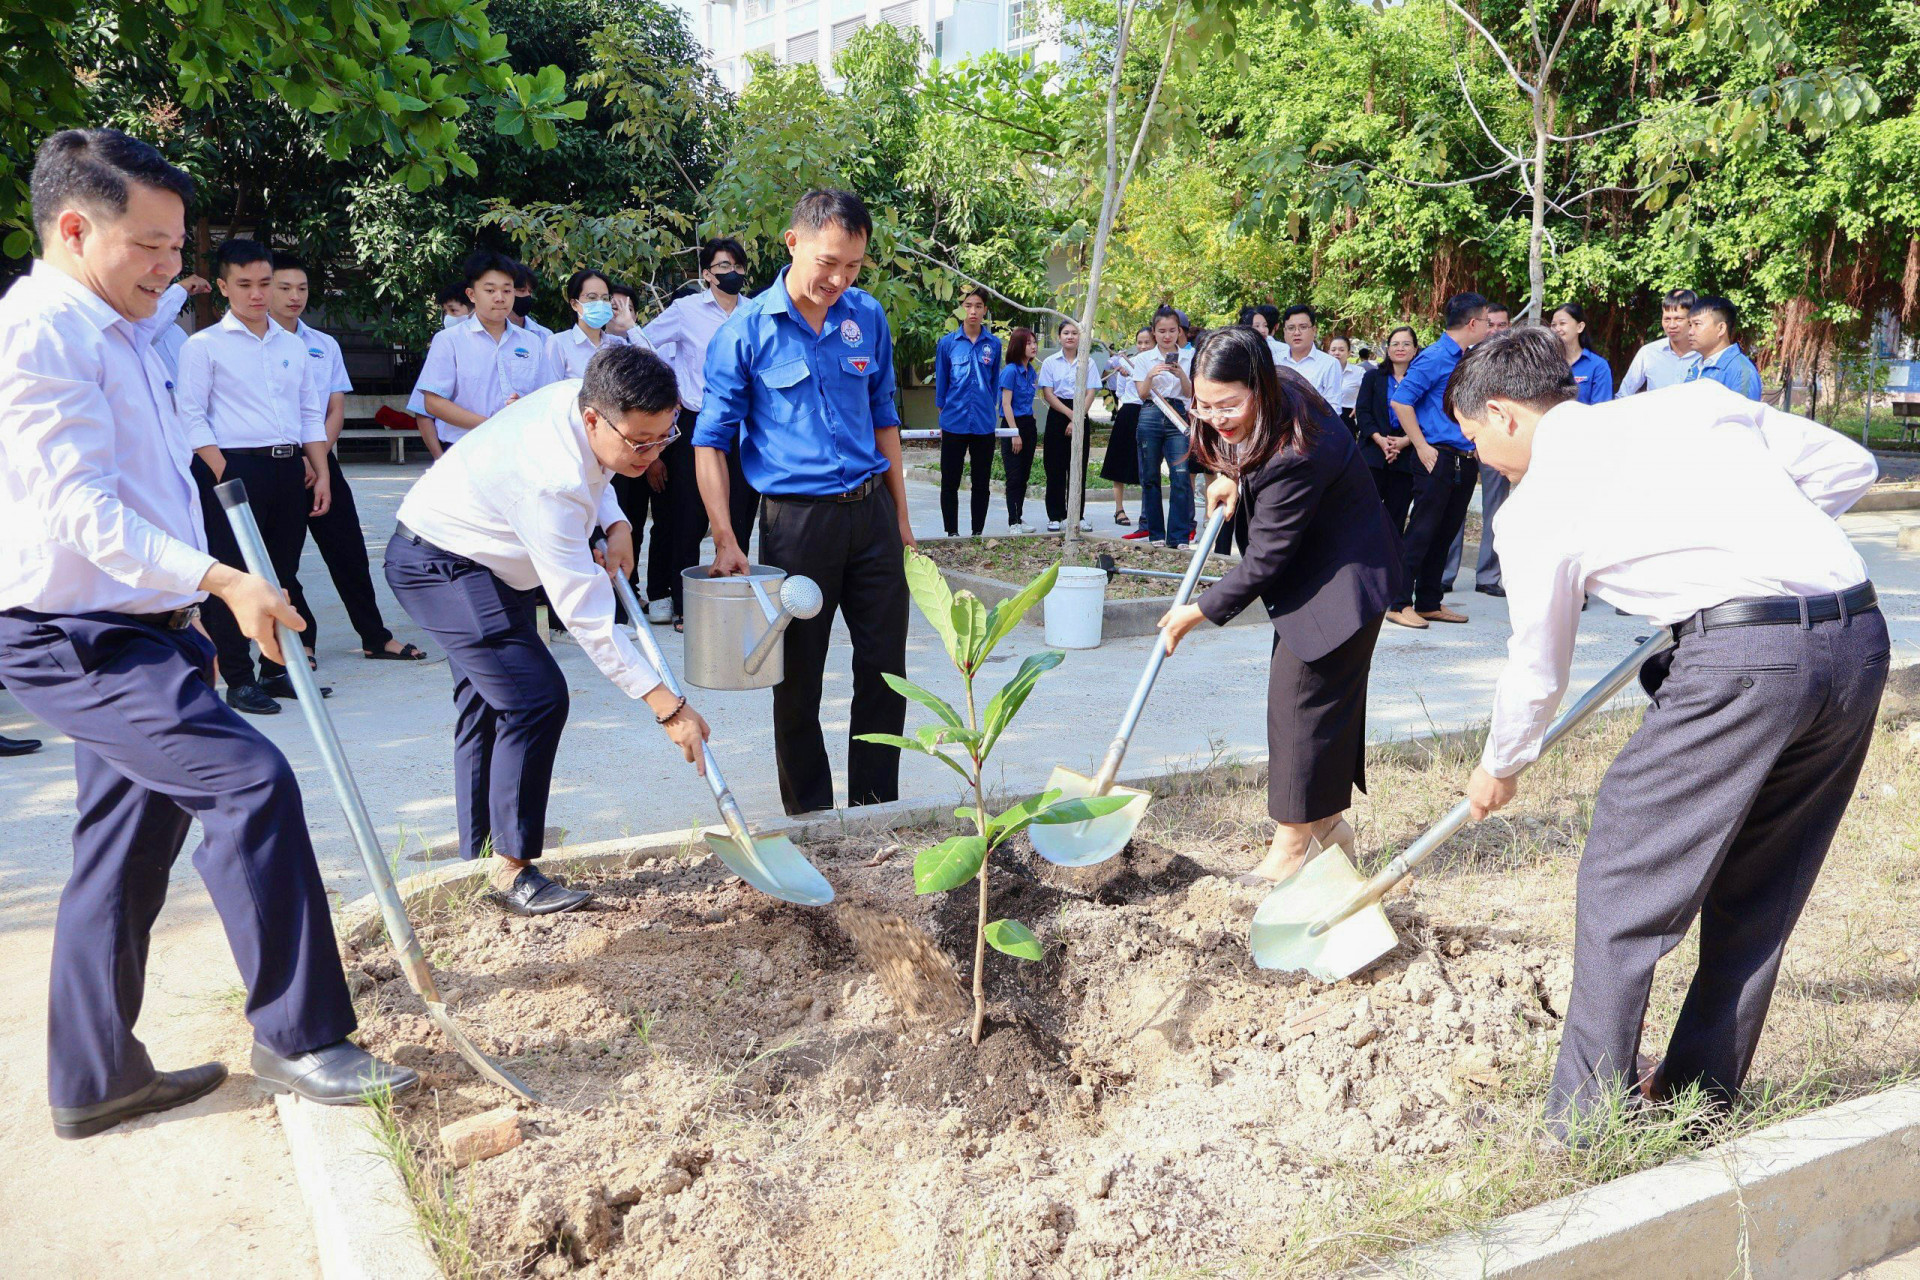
[1189,399,1252,422]
[598,417,680,459]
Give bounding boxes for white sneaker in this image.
[1009,522,1034,535]
[1046,520,1062,533]
[1077,519,1093,532]
[646,599,673,625]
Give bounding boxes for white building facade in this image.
[697,0,1060,90]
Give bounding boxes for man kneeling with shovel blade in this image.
[385,344,711,915]
[1454,327,1884,1141]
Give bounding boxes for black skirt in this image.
[1101,402,1142,484]
[1266,612,1384,823]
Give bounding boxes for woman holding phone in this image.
[1158,327,1401,885]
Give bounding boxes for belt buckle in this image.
[271,443,297,459]
[166,605,199,631]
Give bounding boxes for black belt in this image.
[1674,582,1877,638]
[223,444,303,459]
[394,521,470,564]
[765,473,884,505]
[1,605,198,631]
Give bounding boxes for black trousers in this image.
[1368,465,1416,535]
[195,452,317,688]
[306,451,393,653]
[757,484,909,815]
[1043,401,1088,523]
[939,431,995,536]
[1002,415,1037,524]
[1394,449,1477,612]
[1549,601,1888,1136]
[727,441,760,553]
[610,468,680,607]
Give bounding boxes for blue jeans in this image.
[1135,402,1193,546]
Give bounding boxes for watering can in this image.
[680,565,824,691]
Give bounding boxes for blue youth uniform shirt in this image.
[1685,343,1763,401]
[1389,330,1471,451]
[1570,347,1613,404]
[998,361,1038,421]
[694,267,901,496]
[934,326,1002,436]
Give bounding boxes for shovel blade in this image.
[424,1000,541,1102]
[1249,847,1400,981]
[704,831,835,906]
[1027,766,1150,867]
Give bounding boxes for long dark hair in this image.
[1551,302,1593,351]
[1007,326,1035,366]
[1384,324,1420,376]
[1186,326,1320,478]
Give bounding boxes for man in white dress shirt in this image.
[1615,288,1702,396]
[412,249,550,450]
[1454,328,1885,1140]
[0,128,416,1137]
[1275,305,1347,408]
[179,238,332,715]
[384,345,711,915]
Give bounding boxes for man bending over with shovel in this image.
[385,344,711,916]
[1453,327,1884,1140]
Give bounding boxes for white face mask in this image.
[442,313,465,330]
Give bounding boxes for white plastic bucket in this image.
[1043,566,1108,649]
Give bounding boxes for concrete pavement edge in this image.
[277,1094,440,1280]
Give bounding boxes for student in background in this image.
[1442,298,1512,594]
[541,268,629,384]
[998,326,1040,534]
[1357,325,1420,533]
[607,282,642,343]
[1038,320,1091,533]
[1549,303,1614,404]
[148,273,208,378]
[1485,301,1512,334]
[267,252,424,665]
[509,260,555,341]
[1256,304,1285,366]
[1102,328,1150,531]
[1684,296,1764,400]
[1134,305,1196,548]
[413,250,550,451]
[1328,335,1365,433]
[933,287,1002,538]
[1618,288,1701,395]
[1276,305,1347,408]
[407,281,471,460]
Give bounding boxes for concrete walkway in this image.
[2,456,1918,1275]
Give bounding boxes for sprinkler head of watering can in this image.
[1026,765,1150,866]
[1248,846,1398,981]
[780,574,824,621]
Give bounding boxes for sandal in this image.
[672,616,685,633]
[1114,511,1132,526]
[362,643,428,661]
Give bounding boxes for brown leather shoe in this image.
[1418,606,1469,624]
[1384,607,1429,629]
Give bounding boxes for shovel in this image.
[598,542,834,907]
[1096,553,1222,588]
[1251,627,1677,981]
[1028,502,1232,867]
[216,482,538,1102]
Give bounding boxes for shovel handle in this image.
[1306,627,1677,938]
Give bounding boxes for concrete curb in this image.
[277,1094,440,1280]
[938,563,1262,640]
[1853,486,1920,512]
[1377,1084,1920,1279]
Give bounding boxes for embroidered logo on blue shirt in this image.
[979,348,993,365]
[847,356,872,374]
[840,319,863,346]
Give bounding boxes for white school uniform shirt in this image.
[539,324,633,384]
[1137,346,1193,406]
[1481,381,1876,778]
[1110,352,1144,406]
[515,314,556,341]
[412,315,550,446]
[1337,362,1365,410]
[1038,350,1089,401]
[1615,337,1701,396]
[641,290,735,412]
[0,262,216,614]
[176,311,325,451]
[291,318,353,399]
[395,380,662,699]
[1276,343,1347,407]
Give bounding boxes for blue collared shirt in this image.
[934,326,1002,436]
[1570,347,1613,404]
[414,315,550,445]
[998,361,1038,420]
[1389,330,1471,451]
[694,267,900,496]
[1685,343,1763,401]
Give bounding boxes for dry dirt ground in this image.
[920,534,1237,601]
[354,700,1920,1279]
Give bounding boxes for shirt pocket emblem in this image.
[845,356,872,375]
[840,319,862,346]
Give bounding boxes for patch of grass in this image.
[367,1086,482,1280]
[920,534,1235,600]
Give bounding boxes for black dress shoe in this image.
[0,733,42,756]
[52,1062,227,1139]
[258,673,332,700]
[1475,584,1507,598]
[225,683,281,715]
[251,1039,419,1105]
[497,864,594,916]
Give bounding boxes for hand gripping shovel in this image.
[216,481,538,1102]
[1251,628,1677,981]
[598,544,834,906]
[1028,502,1232,867]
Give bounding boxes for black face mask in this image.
[711,270,746,296]
[512,295,535,317]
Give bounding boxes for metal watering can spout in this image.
[743,574,824,676]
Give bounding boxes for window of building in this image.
[744,0,772,18]
[787,30,820,64]
[1007,0,1038,44]
[830,16,865,54]
[933,18,944,57]
[881,0,918,30]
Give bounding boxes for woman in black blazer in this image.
[1160,326,1403,885]
[1355,325,1421,533]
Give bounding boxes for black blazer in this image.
[1198,412,1404,661]
[1355,366,1416,475]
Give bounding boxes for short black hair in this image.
[1281,304,1317,328]
[214,238,272,279]
[1237,305,1257,326]
[565,268,613,302]
[700,237,747,271]
[1661,288,1698,310]
[270,251,308,277]
[1150,304,1183,330]
[609,282,640,306]
[436,278,469,308]
[791,189,872,241]
[462,249,517,289]
[1443,291,1490,330]
[1484,300,1511,317]
[1690,295,1737,333]
[511,259,536,290]
[30,128,194,233]
[961,286,989,307]
[1255,304,1281,332]
[1444,327,1577,424]
[580,344,679,419]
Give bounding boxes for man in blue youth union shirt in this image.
[933,286,1002,536]
[694,189,913,816]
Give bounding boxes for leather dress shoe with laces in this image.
[52,1062,227,1139]
[225,683,280,715]
[252,1039,419,1105]
[497,864,593,916]
[0,733,42,756]
[258,673,332,701]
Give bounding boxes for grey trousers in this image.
[1474,467,1512,589]
[1549,600,1889,1136]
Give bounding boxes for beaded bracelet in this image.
[655,694,687,726]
